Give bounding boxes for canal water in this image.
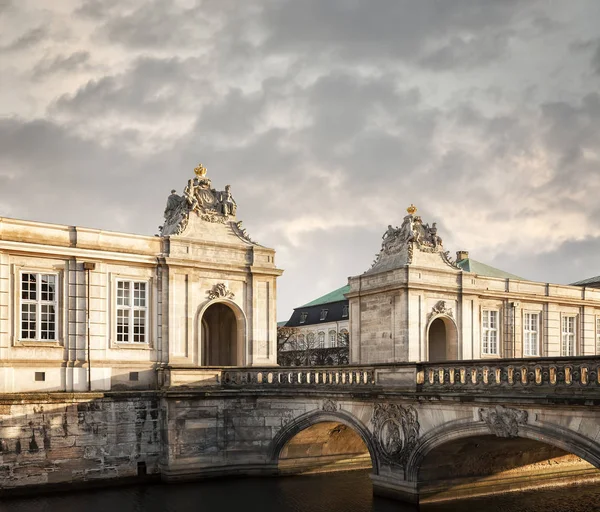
[1,471,599,512]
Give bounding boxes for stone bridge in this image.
[161,356,600,504]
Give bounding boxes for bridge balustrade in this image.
[162,356,600,394]
[416,356,600,391]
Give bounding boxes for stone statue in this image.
[183,179,200,212]
[164,190,183,223]
[220,184,237,216]
[428,222,442,248]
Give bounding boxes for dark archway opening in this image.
[418,434,599,503]
[428,318,447,362]
[278,421,372,475]
[202,302,238,366]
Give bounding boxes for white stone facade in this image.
[0,167,282,392]
[348,207,600,364]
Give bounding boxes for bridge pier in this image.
[371,474,420,504]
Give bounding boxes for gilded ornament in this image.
[406,204,417,215]
[194,163,207,177]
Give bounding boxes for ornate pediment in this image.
[366,204,460,274]
[160,163,245,237]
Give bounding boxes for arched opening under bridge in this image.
[272,412,376,476]
[416,434,600,503]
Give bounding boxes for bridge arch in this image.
[405,418,600,483]
[269,409,381,474]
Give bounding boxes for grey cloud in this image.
[262,0,542,68]
[32,51,90,79]
[53,56,202,118]
[0,117,177,234]
[490,237,600,286]
[1,26,47,52]
[592,43,600,75]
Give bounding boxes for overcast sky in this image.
[1,0,599,321]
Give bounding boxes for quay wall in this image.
[0,393,161,493]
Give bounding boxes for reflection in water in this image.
[0,471,598,512]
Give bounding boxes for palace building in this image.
[346,205,600,364]
[0,164,282,393]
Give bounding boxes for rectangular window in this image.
[116,280,148,343]
[320,309,328,321]
[561,315,576,356]
[523,312,539,356]
[481,310,498,355]
[20,273,57,341]
[299,312,308,324]
[318,332,325,348]
[342,305,349,318]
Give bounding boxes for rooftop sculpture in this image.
[159,163,253,243]
[367,204,457,274]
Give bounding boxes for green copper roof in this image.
[570,275,600,286]
[299,284,350,308]
[457,258,523,280]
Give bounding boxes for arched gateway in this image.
[427,315,458,362]
[200,300,246,366]
[158,164,282,368]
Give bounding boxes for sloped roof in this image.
[457,258,523,280]
[299,284,350,308]
[570,275,600,287]
[277,321,288,328]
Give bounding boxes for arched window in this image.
[329,330,337,348]
[318,331,325,348]
[307,332,315,348]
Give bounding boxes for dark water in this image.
[1,471,599,512]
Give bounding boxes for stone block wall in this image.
[0,393,161,491]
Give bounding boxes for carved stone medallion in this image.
[207,283,235,301]
[371,403,420,468]
[478,405,528,438]
[322,399,338,413]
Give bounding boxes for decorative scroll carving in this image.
[161,163,240,236]
[322,399,338,412]
[207,283,235,300]
[371,403,420,468]
[232,221,257,244]
[478,405,528,438]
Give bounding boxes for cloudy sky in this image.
[1,0,599,320]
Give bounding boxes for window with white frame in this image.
[329,329,337,348]
[481,310,499,355]
[318,331,325,348]
[20,272,58,341]
[297,334,305,349]
[342,305,349,318]
[299,312,308,324]
[561,315,576,356]
[523,312,540,356]
[320,309,328,321]
[116,280,148,343]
